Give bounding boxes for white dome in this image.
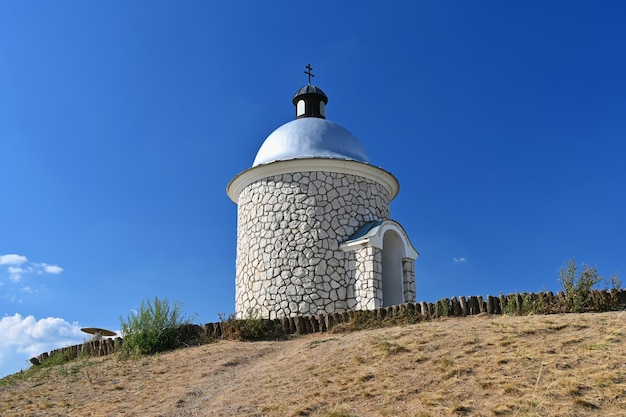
[252,118,370,167]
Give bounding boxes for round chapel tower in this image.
[227,73,418,319]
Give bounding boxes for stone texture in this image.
[235,170,391,319]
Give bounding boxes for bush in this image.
[608,272,622,291]
[331,308,425,333]
[502,293,543,316]
[220,314,285,341]
[436,298,451,316]
[40,349,76,368]
[119,296,190,357]
[559,259,604,313]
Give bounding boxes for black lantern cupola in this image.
[292,64,328,119]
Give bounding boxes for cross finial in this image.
[304,64,314,84]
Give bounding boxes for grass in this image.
[1,311,625,416]
[323,409,357,417]
[373,339,410,355]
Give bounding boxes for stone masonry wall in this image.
[353,246,383,310]
[402,258,416,303]
[235,170,390,319]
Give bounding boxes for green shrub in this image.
[436,298,451,316]
[220,314,285,341]
[559,259,604,313]
[502,292,553,316]
[502,293,524,316]
[40,349,76,367]
[608,272,622,291]
[330,308,425,333]
[119,296,190,357]
[331,310,381,332]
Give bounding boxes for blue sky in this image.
[1,1,625,376]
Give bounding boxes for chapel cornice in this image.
[227,158,399,204]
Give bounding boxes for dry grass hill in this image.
[1,311,625,417]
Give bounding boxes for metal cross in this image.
[304,64,315,84]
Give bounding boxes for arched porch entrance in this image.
[381,229,405,306]
[340,220,419,310]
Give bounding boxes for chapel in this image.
[227,67,418,319]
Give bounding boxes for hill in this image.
[1,311,624,416]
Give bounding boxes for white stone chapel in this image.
[227,68,418,319]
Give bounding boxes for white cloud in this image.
[40,263,64,274]
[453,257,467,263]
[8,266,24,282]
[0,254,28,266]
[1,254,64,288]
[0,314,84,377]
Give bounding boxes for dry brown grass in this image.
[1,311,625,416]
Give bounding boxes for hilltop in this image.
[1,311,624,416]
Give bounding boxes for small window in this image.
[297,100,305,116]
[320,101,326,117]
